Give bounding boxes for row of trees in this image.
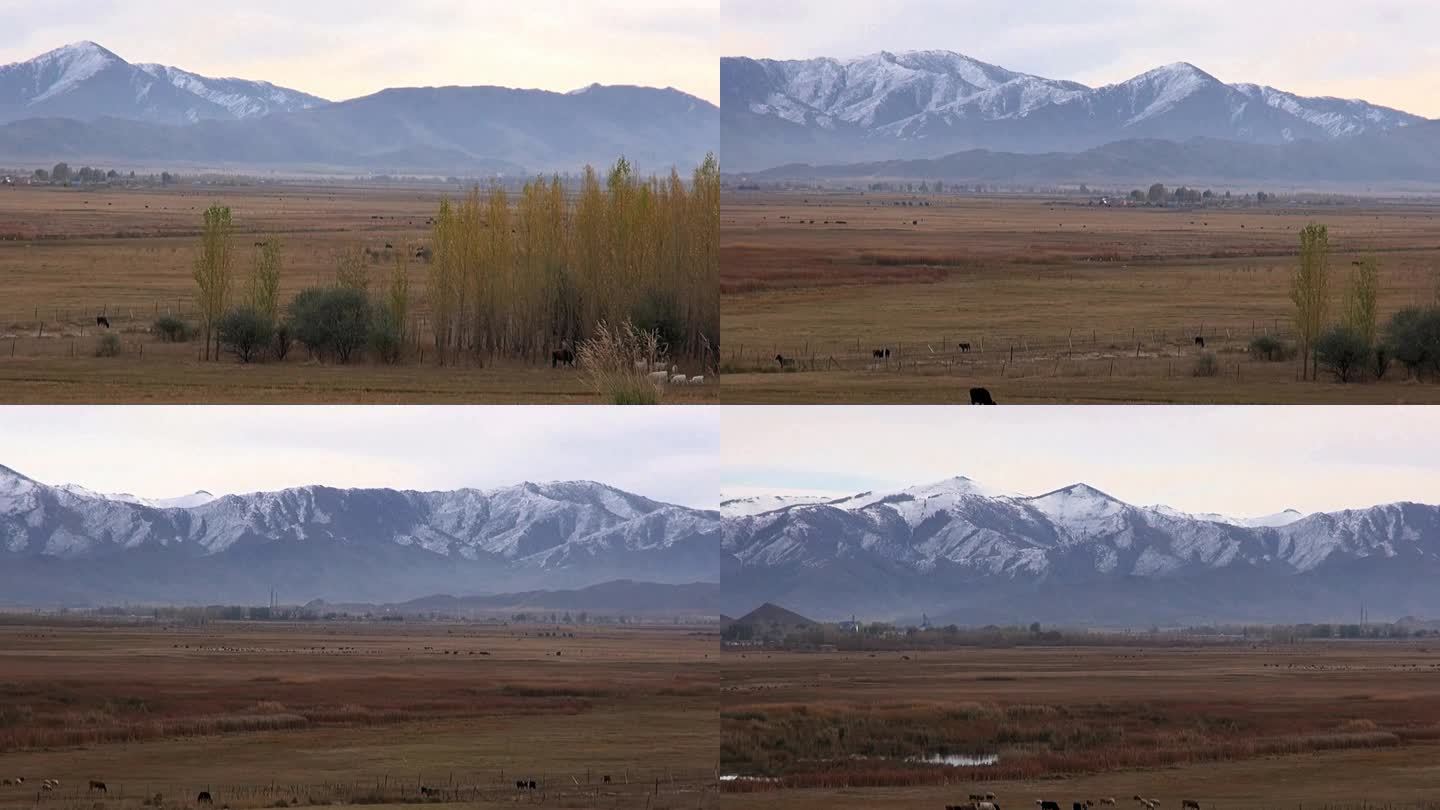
[1289,224,1440,383]
[425,155,718,363]
[188,156,718,366]
[1127,184,1271,205]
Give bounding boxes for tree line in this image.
[183,155,719,367]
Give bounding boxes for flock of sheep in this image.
[635,358,704,385]
[947,796,1200,810]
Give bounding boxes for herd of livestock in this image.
[0,776,605,804]
[948,797,1204,810]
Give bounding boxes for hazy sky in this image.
[0,0,720,104]
[722,0,1440,118]
[722,406,1440,517]
[0,406,719,509]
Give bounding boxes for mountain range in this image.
[0,42,717,174]
[722,476,1440,626]
[722,50,1431,179]
[0,464,719,607]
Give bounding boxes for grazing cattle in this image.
[197,792,213,804]
[96,316,111,329]
[515,781,525,790]
[1194,336,1205,348]
[528,781,537,791]
[384,243,394,249]
[958,342,972,352]
[970,387,996,405]
[602,775,611,784]
[551,348,575,368]
[1182,802,1200,810]
[775,354,796,370]
[1037,802,1061,810]
[419,787,437,797]
[1099,800,1117,807]
[89,781,107,793]
[1075,803,1086,810]
[872,348,891,360]
[1,780,11,787]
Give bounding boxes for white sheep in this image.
[670,373,687,385]
[689,375,705,385]
[646,371,669,384]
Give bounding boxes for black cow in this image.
[872,348,891,360]
[775,354,796,370]
[1037,802,1061,810]
[551,348,575,368]
[1074,803,1086,810]
[528,781,537,791]
[419,787,437,797]
[602,775,611,784]
[958,342,972,352]
[1194,336,1206,348]
[197,792,213,804]
[515,781,525,790]
[89,781,107,793]
[96,316,111,329]
[970,387,996,405]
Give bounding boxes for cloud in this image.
[0,406,720,510]
[721,0,1440,117]
[0,0,719,103]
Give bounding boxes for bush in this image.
[274,321,292,361]
[217,306,275,363]
[288,287,372,363]
[1192,352,1218,377]
[1386,307,1440,380]
[1373,344,1392,381]
[95,333,122,357]
[1315,325,1370,383]
[153,314,191,342]
[1248,334,1291,361]
[368,311,403,364]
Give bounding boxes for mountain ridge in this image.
[722,475,1440,624]
[722,49,1428,170]
[0,465,719,607]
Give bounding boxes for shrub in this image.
[1192,352,1218,377]
[288,287,372,363]
[217,307,275,363]
[368,310,403,364]
[1386,307,1440,380]
[576,320,665,405]
[1315,325,1370,383]
[273,321,292,361]
[153,314,191,342]
[95,333,122,357]
[1373,344,1392,381]
[1248,334,1291,361]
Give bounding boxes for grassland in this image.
[0,620,718,810]
[0,183,715,403]
[720,191,1440,403]
[720,642,1440,808]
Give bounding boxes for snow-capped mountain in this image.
[722,475,1440,625]
[0,464,718,606]
[721,493,838,516]
[722,51,1426,169]
[0,41,326,126]
[55,483,216,510]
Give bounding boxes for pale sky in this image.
[0,406,719,510]
[0,0,720,104]
[722,0,1440,119]
[722,406,1440,518]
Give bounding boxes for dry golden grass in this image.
[0,183,716,403]
[0,621,718,810]
[720,642,1440,807]
[720,191,1440,403]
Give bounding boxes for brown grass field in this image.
[0,620,718,810]
[719,642,1440,808]
[0,184,715,403]
[720,191,1440,403]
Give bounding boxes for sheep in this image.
[670,373,687,385]
[646,371,669,384]
[689,375,705,385]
